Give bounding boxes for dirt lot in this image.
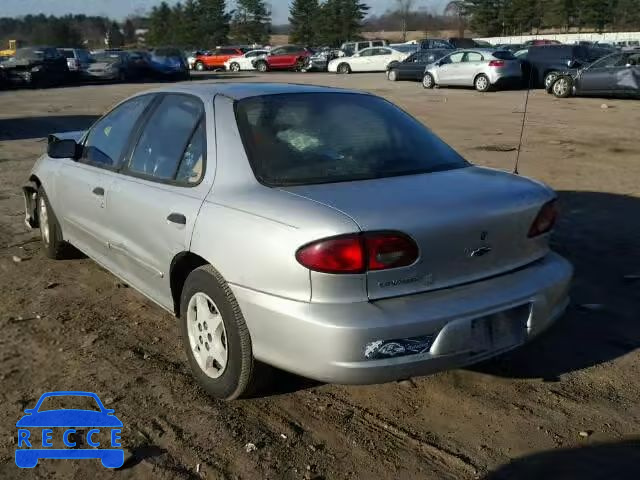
[0,72,639,480]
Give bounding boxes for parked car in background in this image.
[224,49,268,72]
[58,48,92,79]
[339,40,388,57]
[518,44,606,88]
[194,47,245,71]
[329,47,409,74]
[0,46,68,87]
[86,51,136,82]
[448,37,481,49]
[549,51,640,98]
[524,39,561,46]
[303,48,341,72]
[496,43,524,52]
[389,43,419,55]
[24,82,572,400]
[423,49,522,91]
[386,49,450,82]
[253,45,313,72]
[419,38,455,50]
[148,47,190,80]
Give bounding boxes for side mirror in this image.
[47,137,80,160]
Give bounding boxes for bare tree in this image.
[395,0,415,42]
[444,0,466,38]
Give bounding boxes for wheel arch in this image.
[169,251,210,316]
[23,174,42,228]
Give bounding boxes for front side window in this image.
[357,42,370,50]
[235,93,468,187]
[82,95,155,168]
[589,54,623,69]
[128,94,204,182]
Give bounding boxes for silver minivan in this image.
[340,40,389,57]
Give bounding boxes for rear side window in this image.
[372,41,384,47]
[82,95,155,168]
[234,93,468,187]
[357,42,370,50]
[60,49,75,59]
[492,50,516,60]
[219,48,238,55]
[128,94,204,183]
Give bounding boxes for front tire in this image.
[337,63,351,74]
[179,265,258,400]
[474,74,491,92]
[552,76,573,98]
[229,62,241,72]
[37,186,67,259]
[256,61,268,73]
[422,72,435,89]
[387,69,398,81]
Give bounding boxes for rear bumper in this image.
[232,252,572,384]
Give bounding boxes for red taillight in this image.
[528,200,558,238]
[296,232,419,274]
[489,60,505,67]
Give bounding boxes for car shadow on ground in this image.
[472,190,640,381]
[117,445,167,470]
[484,438,640,480]
[0,115,100,141]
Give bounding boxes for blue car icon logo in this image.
[15,391,124,468]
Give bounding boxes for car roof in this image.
[140,83,367,101]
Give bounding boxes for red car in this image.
[253,45,313,72]
[194,48,244,71]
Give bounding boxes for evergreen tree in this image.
[231,0,271,44]
[178,0,204,48]
[289,0,320,45]
[197,0,231,47]
[147,2,174,46]
[317,0,370,46]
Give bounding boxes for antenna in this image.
[513,30,531,175]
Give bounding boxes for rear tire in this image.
[337,63,351,74]
[179,265,261,400]
[544,71,559,90]
[37,186,67,259]
[387,69,398,81]
[195,61,205,72]
[474,74,491,92]
[422,72,435,89]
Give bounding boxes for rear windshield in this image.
[235,93,468,187]
[492,50,516,60]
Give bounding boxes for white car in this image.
[224,49,269,72]
[328,47,409,74]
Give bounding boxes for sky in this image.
[1,0,449,24]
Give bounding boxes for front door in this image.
[58,94,156,263]
[578,53,622,95]
[104,93,211,310]
[436,51,465,85]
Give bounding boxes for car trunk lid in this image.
[281,166,554,300]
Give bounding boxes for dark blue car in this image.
[15,391,124,468]
[148,47,190,81]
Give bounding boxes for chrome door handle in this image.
[92,187,105,196]
[167,213,186,225]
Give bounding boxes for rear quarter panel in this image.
[189,95,360,302]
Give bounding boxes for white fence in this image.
[475,31,640,45]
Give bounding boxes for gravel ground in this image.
[0,71,639,479]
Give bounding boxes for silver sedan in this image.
[423,49,522,91]
[23,84,572,400]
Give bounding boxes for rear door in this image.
[368,48,393,71]
[58,94,156,263]
[102,93,211,309]
[460,50,485,86]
